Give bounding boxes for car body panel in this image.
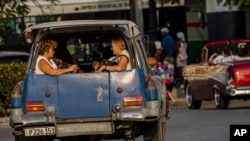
[233,61,250,87]
[0,51,29,63]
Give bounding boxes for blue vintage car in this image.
[9,20,168,141]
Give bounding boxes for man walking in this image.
[160,27,176,64]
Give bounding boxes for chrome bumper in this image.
[112,100,161,121]
[10,100,161,136]
[226,86,250,96]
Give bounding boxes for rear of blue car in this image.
[9,20,167,141]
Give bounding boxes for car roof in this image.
[26,20,137,31]
[25,20,141,43]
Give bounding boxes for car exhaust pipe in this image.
[13,130,23,136]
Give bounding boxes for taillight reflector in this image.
[123,95,142,106]
[26,101,45,112]
[229,80,236,86]
[228,78,236,87]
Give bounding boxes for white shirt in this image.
[35,55,57,74]
[221,55,240,63]
[227,55,240,62]
[212,55,224,64]
[109,50,131,70]
[120,50,131,70]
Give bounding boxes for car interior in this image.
[207,42,250,64]
[38,32,130,73]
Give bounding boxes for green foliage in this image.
[0,62,26,116]
[0,0,59,25]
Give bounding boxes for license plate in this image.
[24,126,55,136]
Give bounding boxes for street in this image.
[1,99,250,141]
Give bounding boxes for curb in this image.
[0,116,9,126]
[169,97,186,108]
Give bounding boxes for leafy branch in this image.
[0,0,59,25]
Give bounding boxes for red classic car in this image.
[183,39,250,109]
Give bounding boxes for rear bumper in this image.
[10,109,114,137]
[9,101,162,137]
[226,86,250,97]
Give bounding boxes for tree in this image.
[0,0,59,25]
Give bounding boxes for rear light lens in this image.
[26,101,45,112]
[146,77,158,100]
[166,91,172,100]
[228,78,236,88]
[147,77,156,88]
[123,95,142,106]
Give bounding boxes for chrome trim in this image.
[121,107,144,120]
[144,101,160,118]
[226,86,250,96]
[9,108,24,127]
[22,113,54,125]
[56,122,114,137]
[112,101,160,121]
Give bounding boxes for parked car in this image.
[0,51,29,115]
[9,20,168,141]
[0,51,29,63]
[183,39,250,109]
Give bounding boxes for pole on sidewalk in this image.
[147,0,160,42]
[129,0,144,34]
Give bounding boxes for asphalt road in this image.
[1,99,249,141]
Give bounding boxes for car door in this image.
[57,73,110,119]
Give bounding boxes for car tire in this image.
[185,84,202,109]
[214,89,229,109]
[143,118,166,141]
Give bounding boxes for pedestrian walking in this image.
[175,31,188,87]
[160,27,176,64]
[154,40,163,62]
[154,51,174,92]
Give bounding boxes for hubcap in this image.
[186,86,192,107]
[214,90,220,106]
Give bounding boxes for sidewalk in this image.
[169,85,186,107]
[0,116,9,126]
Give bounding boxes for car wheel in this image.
[185,84,202,109]
[143,118,166,141]
[214,89,229,109]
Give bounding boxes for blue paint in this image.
[11,97,23,108]
[146,89,158,100]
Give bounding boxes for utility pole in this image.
[147,0,159,42]
[129,0,144,34]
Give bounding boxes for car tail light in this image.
[26,101,45,112]
[166,91,172,100]
[123,95,142,106]
[228,78,236,88]
[146,77,158,100]
[147,77,156,88]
